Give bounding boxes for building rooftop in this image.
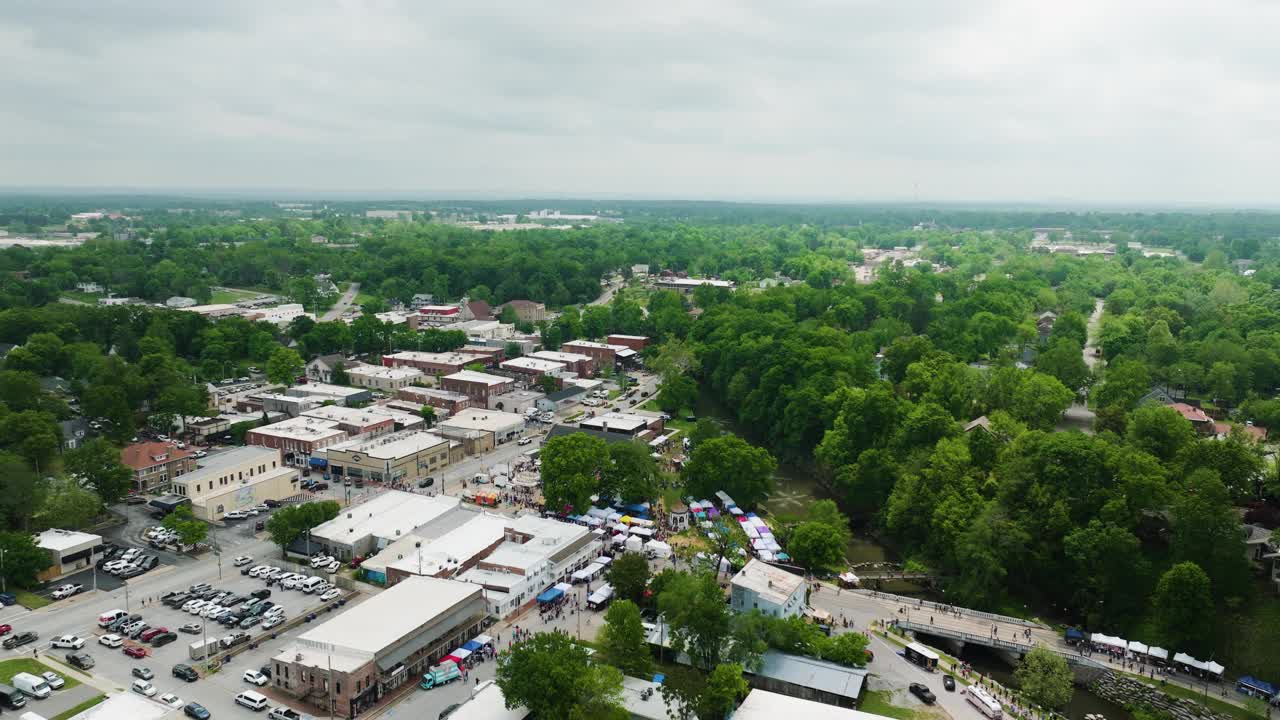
[734,688,881,720]
[446,681,529,720]
[1168,402,1212,424]
[290,576,481,667]
[289,382,369,398]
[35,528,101,552]
[440,408,526,433]
[347,364,424,380]
[530,350,592,364]
[654,277,735,288]
[326,430,449,460]
[385,351,489,366]
[607,334,649,341]
[66,690,171,720]
[579,412,651,433]
[546,424,638,445]
[753,650,866,701]
[184,445,280,476]
[310,490,460,546]
[562,340,627,351]
[545,385,587,402]
[385,513,510,577]
[733,559,805,606]
[619,676,668,720]
[444,370,511,386]
[121,441,193,470]
[400,386,471,402]
[501,357,566,373]
[301,405,396,427]
[250,416,346,441]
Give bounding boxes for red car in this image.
[0,624,11,636]
[141,627,167,642]
[123,646,147,658]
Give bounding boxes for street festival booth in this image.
[444,647,472,667]
[838,572,860,588]
[1127,640,1150,659]
[1147,646,1169,665]
[1236,676,1278,701]
[644,539,672,558]
[536,585,565,606]
[624,534,644,553]
[629,526,655,539]
[1063,627,1085,645]
[1091,633,1127,652]
[1173,652,1223,678]
[1205,661,1226,680]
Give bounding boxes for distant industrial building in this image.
[529,349,596,377]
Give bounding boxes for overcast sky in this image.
[1,1,1276,205]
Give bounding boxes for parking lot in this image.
[13,552,359,720]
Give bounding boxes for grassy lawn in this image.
[209,287,264,304]
[60,291,102,303]
[661,485,684,510]
[1214,591,1280,682]
[0,658,82,689]
[52,694,106,720]
[15,590,51,609]
[861,690,923,720]
[1115,672,1259,720]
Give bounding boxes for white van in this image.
[97,609,127,628]
[11,674,50,700]
[235,691,269,711]
[300,576,324,593]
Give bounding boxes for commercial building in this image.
[606,334,650,352]
[530,350,596,377]
[181,303,243,318]
[286,382,373,407]
[255,392,320,418]
[538,386,587,412]
[322,431,456,487]
[731,560,806,618]
[34,529,103,581]
[245,303,310,326]
[363,513,511,586]
[459,345,507,364]
[578,411,663,438]
[458,514,601,616]
[496,299,545,324]
[301,405,397,437]
[441,370,514,405]
[307,491,462,561]
[500,356,567,381]
[247,416,348,466]
[444,681,528,720]
[561,340,637,366]
[417,304,463,324]
[397,386,472,415]
[454,320,513,340]
[272,576,487,718]
[170,446,300,521]
[383,351,494,375]
[439,408,526,447]
[488,390,544,414]
[121,441,197,493]
[735,688,881,720]
[346,364,424,391]
[652,277,735,293]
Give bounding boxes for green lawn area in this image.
[1213,592,1280,695]
[0,658,82,689]
[1119,671,1261,720]
[15,590,50,609]
[209,287,264,304]
[60,291,102,303]
[53,694,106,720]
[661,485,684,510]
[860,690,923,720]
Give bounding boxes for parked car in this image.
[320,589,341,602]
[51,635,85,649]
[233,556,253,567]
[909,683,936,705]
[131,679,157,697]
[160,693,185,709]
[0,624,11,636]
[40,671,65,690]
[943,675,956,692]
[3,631,38,649]
[67,652,95,670]
[141,627,168,642]
[51,583,84,600]
[184,702,211,720]
[178,623,203,634]
[242,670,269,686]
[151,632,178,647]
[124,646,148,659]
[172,664,199,682]
[133,667,155,680]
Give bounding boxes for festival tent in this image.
[536,586,564,605]
[758,550,776,561]
[729,507,744,516]
[444,647,472,664]
[1173,653,1208,672]
[1147,647,1169,662]
[473,634,494,646]
[743,525,760,539]
[644,540,672,558]
[462,639,484,652]
[1064,628,1085,643]
[838,572,860,587]
[716,491,736,507]
[630,526,654,538]
[1237,676,1277,699]
[1127,640,1149,656]
[1205,661,1226,677]
[625,535,644,553]
[1091,633,1127,650]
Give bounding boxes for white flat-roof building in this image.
[454,320,514,340]
[487,389,544,414]
[320,430,454,486]
[734,689,884,720]
[272,576,487,718]
[458,514,600,616]
[361,512,511,585]
[246,303,311,326]
[731,559,806,618]
[500,356,567,378]
[445,680,529,720]
[285,382,373,407]
[652,276,736,293]
[578,411,656,437]
[440,370,515,405]
[346,364,424,391]
[439,408,526,444]
[34,529,103,581]
[529,350,595,377]
[300,405,397,437]
[384,351,492,375]
[308,490,462,560]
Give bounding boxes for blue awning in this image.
[1064,627,1085,641]
[462,640,483,652]
[1238,676,1277,697]
[536,587,564,604]
[309,457,328,467]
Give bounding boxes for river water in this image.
[693,388,1133,720]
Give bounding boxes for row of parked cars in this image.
[245,562,341,600]
[99,544,160,578]
[96,609,180,652]
[126,665,211,720]
[0,668,69,710]
[223,499,280,521]
[161,583,285,630]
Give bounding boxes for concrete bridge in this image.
[895,619,1107,674]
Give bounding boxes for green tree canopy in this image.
[682,435,776,509]
[607,552,651,606]
[495,632,625,719]
[1014,646,1074,710]
[540,432,609,514]
[1152,562,1215,655]
[598,600,653,677]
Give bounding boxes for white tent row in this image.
[1091,633,1127,650]
[627,517,655,528]
[1127,640,1149,655]
[630,526,654,538]
[586,508,611,520]
[744,525,760,539]
[1173,653,1225,676]
[624,535,644,553]
[1147,646,1169,661]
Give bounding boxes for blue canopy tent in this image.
[536,587,565,605]
[461,639,484,652]
[1064,627,1085,644]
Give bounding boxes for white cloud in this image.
[0,0,1276,204]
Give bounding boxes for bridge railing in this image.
[895,620,1105,669]
[850,588,1042,628]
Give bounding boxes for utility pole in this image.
[0,547,6,593]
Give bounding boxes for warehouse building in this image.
[606,334,650,351]
[397,386,472,415]
[487,389,544,414]
[382,351,494,376]
[499,356,567,381]
[307,490,462,561]
[440,370,515,405]
[35,529,103,581]
[170,446,300,521]
[361,512,511,586]
[560,339,637,367]
[439,408,526,451]
[272,576,487,717]
[577,411,663,438]
[346,364,424,391]
[300,405,397,438]
[286,382,372,407]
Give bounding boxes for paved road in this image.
[589,278,624,306]
[1084,297,1105,371]
[322,282,361,322]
